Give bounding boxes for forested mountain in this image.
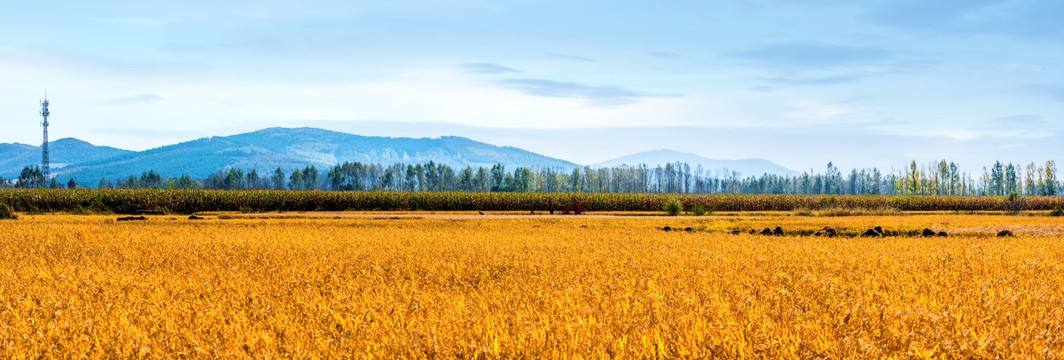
[51,127,578,184]
[594,149,797,177]
[0,138,131,178]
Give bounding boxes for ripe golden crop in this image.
[1,214,1062,358]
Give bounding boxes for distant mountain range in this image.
[0,127,795,184]
[0,138,131,178]
[6,128,576,183]
[593,149,797,177]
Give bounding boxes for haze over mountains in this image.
[0,127,796,185]
[0,138,130,178]
[594,149,798,177]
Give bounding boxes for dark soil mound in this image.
[861,228,883,237]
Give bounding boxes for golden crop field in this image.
[2,213,1064,358]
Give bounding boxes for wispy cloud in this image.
[648,51,681,58]
[102,94,163,105]
[1,45,202,78]
[863,0,1000,29]
[1031,84,1064,101]
[873,114,1056,141]
[992,115,1044,127]
[548,53,595,62]
[863,0,1064,38]
[496,78,666,106]
[82,127,210,141]
[461,63,522,74]
[732,43,894,88]
[733,43,892,70]
[763,74,864,86]
[785,100,854,120]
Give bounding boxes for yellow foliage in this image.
[0,214,1062,357]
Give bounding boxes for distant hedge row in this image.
[0,189,1061,214]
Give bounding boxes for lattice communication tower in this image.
[40,96,50,179]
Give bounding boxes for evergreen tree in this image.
[247,169,260,190]
[404,165,418,192]
[1005,163,1018,195]
[490,164,506,192]
[17,166,46,188]
[288,169,303,190]
[272,168,286,190]
[513,168,532,192]
[458,166,475,192]
[302,166,319,190]
[474,167,490,192]
[569,167,584,193]
[1046,160,1059,195]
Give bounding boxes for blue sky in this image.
[0,0,1061,171]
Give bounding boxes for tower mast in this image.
[40,95,50,180]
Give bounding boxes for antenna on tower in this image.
[40,94,50,180]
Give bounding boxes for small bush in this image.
[795,207,900,217]
[690,206,709,216]
[820,207,902,217]
[819,208,856,216]
[69,206,102,215]
[1005,192,1023,214]
[664,198,683,216]
[0,202,17,220]
[1049,208,1064,217]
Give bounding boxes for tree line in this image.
[2,160,1060,196]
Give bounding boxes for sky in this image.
[0,0,1061,172]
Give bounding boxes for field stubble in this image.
[1,214,1063,358]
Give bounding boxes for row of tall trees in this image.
[2,166,71,189]
[3,160,1061,196]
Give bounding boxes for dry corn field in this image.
[2,213,1064,358]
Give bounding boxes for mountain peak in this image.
[2,128,796,183]
[37,127,578,183]
[0,138,132,177]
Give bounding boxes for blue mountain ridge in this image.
[592,149,797,177]
[0,138,131,178]
[49,127,579,184]
[0,127,797,185]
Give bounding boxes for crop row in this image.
[1,189,1062,214]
